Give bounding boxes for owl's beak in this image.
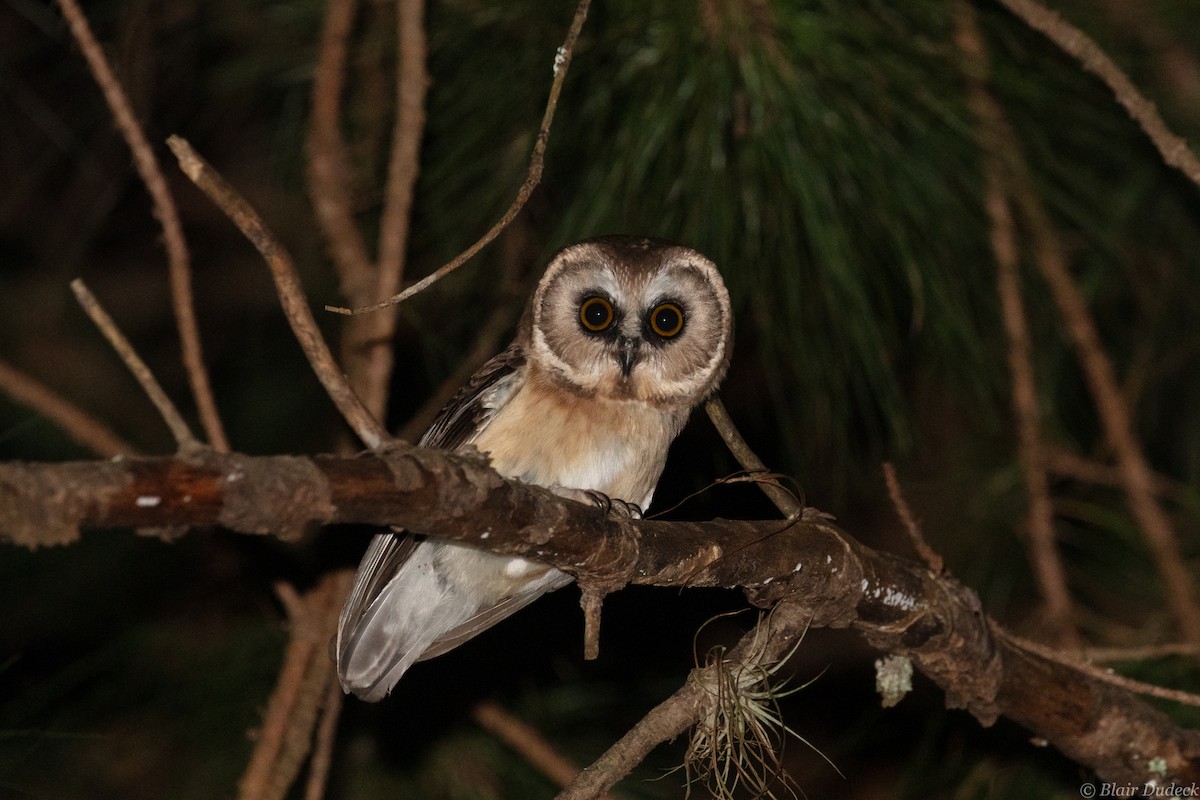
[616,336,640,378]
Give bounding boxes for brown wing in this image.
[418,343,526,451]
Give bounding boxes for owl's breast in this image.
[471,374,687,508]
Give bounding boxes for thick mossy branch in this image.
[0,446,1198,784]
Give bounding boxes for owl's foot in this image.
[551,486,643,520]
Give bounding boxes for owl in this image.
[336,236,734,701]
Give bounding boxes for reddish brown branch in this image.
[167,136,390,450]
[953,0,1078,647]
[1,448,1197,784]
[55,0,229,452]
[0,357,136,457]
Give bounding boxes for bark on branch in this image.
[0,446,1197,785]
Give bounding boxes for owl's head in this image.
[526,236,733,407]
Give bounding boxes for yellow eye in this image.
[649,302,684,338]
[579,296,615,332]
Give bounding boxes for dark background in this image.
[2,1,1199,797]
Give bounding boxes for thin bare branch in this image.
[474,702,620,799]
[167,136,390,450]
[1084,642,1200,663]
[55,0,229,452]
[998,627,1200,708]
[994,0,1200,189]
[881,463,943,574]
[953,0,1078,647]
[397,226,527,440]
[70,279,200,452]
[326,0,592,316]
[306,0,373,290]
[0,357,136,457]
[704,397,801,519]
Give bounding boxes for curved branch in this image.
[0,448,1197,784]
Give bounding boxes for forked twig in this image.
[70,280,200,452]
[326,0,592,316]
[55,0,229,452]
[167,136,390,450]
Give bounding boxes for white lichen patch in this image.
[860,579,921,612]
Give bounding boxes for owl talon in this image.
[551,486,643,519]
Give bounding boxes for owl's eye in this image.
[579,296,615,332]
[648,302,685,338]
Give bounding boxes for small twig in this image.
[994,0,1200,190]
[953,0,1077,647]
[704,397,802,519]
[167,136,390,450]
[881,463,943,574]
[997,626,1200,709]
[1082,642,1200,664]
[474,701,619,800]
[70,279,201,452]
[396,225,527,441]
[326,0,592,316]
[0,357,136,457]
[55,0,229,452]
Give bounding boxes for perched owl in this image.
[336,236,734,701]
